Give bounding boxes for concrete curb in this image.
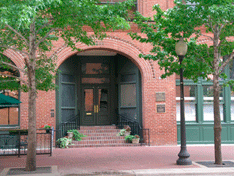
[124,168,234,175]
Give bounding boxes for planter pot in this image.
[124,131,131,136]
[132,138,140,144]
[46,129,50,133]
[9,130,28,135]
[67,132,73,139]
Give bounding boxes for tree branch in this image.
[5,24,29,46]
[36,21,51,35]
[200,34,214,41]
[220,52,234,72]
[206,16,215,33]
[35,28,59,49]
[0,61,27,74]
[218,38,225,47]
[0,73,27,85]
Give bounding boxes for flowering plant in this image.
[40,124,51,129]
[124,125,131,132]
[134,134,140,138]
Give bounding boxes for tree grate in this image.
[196,161,234,167]
[7,167,51,175]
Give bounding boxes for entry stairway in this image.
[69,125,141,148]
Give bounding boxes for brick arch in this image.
[2,49,26,78]
[55,37,153,81]
[3,49,25,69]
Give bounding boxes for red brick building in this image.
[1,0,234,146]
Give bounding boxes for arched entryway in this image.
[56,50,142,128]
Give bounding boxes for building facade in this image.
[0,0,234,146]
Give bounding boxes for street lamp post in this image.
[175,38,192,165]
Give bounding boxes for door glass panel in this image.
[62,84,75,107]
[99,88,108,112]
[61,74,74,83]
[84,89,94,111]
[121,84,136,107]
[82,63,109,74]
[121,74,136,82]
[82,78,110,84]
[61,109,75,122]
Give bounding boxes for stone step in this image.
[78,129,120,134]
[79,132,120,137]
[68,143,142,148]
[71,139,126,145]
[80,125,117,130]
[81,136,125,141]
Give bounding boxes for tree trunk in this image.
[213,73,222,165]
[25,70,37,171]
[25,22,37,171]
[213,25,222,165]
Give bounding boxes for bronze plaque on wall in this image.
[156,92,165,102]
[156,104,165,113]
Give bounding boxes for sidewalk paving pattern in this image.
[0,145,234,176]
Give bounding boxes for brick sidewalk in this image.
[0,145,234,175]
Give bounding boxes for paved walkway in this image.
[0,145,234,175]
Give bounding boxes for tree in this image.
[129,0,234,165]
[0,0,134,171]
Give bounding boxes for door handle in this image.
[94,105,99,113]
[94,105,96,113]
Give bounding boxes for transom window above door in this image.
[82,63,109,75]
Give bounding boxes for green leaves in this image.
[129,0,234,81]
[0,0,134,92]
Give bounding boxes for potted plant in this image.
[56,137,72,148]
[125,135,136,143]
[132,135,140,144]
[118,126,131,136]
[40,124,51,133]
[124,126,131,136]
[9,129,28,135]
[118,129,126,136]
[67,130,74,139]
[125,134,140,143]
[67,129,86,141]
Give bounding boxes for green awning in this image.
[0,93,21,106]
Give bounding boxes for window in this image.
[203,86,223,121]
[231,88,234,121]
[121,84,136,107]
[176,79,224,123]
[0,59,20,126]
[176,85,196,121]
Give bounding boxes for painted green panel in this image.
[186,127,200,142]
[230,126,234,140]
[177,127,180,142]
[221,126,228,141]
[203,127,214,142]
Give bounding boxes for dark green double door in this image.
[81,85,110,126]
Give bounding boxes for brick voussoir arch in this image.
[55,37,153,80]
[3,49,26,79]
[3,49,25,70]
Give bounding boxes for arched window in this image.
[0,57,20,127]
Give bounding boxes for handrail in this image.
[58,111,80,138]
[115,110,150,146]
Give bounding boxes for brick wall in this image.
[3,0,233,146]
